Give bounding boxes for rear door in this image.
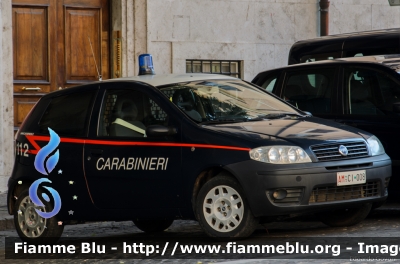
[28,86,99,219]
[83,83,182,216]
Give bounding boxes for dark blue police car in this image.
[8,72,391,242]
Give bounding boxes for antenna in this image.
[88,36,102,81]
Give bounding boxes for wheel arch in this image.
[191,166,242,218]
[8,179,34,215]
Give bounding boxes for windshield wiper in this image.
[260,112,306,119]
[200,118,249,125]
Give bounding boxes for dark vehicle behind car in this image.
[253,55,400,199]
[288,28,400,65]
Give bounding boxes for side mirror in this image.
[146,125,177,137]
[393,102,400,114]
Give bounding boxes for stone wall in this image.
[330,0,400,34]
[0,0,14,193]
[146,0,320,80]
[141,0,400,81]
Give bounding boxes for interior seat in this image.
[172,89,202,122]
[350,80,378,115]
[109,99,146,137]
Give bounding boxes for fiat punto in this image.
[8,73,391,242]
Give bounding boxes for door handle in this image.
[22,87,41,91]
[90,149,103,156]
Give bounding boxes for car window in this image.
[299,52,340,63]
[344,68,400,116]
[159,80,301,123]
[282,68,335,114]
[98,89,168,137]
[39,90,96,136]
[259,75,278,93]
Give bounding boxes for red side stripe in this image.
[24,135,250,154]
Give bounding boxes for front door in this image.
[12,0,110,131]
[84,84,182,217]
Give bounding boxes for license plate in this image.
[337,170,366,186]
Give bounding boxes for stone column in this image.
[0,0,14,193]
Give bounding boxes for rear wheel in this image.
[14,189,64,244]
[133,219,174,233]
[195,175,258,240]
[318,203,372,227]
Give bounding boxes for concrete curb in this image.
[0,217,14,231]
[0,192,13,231]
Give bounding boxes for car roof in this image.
[108,73,239,87]
[262,54,400,73]
[294,28,400,44]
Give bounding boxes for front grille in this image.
[309,181,380,204]
[311,141,369,162]
[268,188,304,206]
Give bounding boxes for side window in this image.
[39,91,95,136]
[259,75,278,93]
[98,89,168,137]
[282,68,335,114]
[299,52,340,63]
[344,68,400,115]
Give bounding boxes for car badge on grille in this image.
[338,145,348,156]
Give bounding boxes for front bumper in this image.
[224,154,391,217]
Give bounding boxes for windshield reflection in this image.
[160,80,302,123]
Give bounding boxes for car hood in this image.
[202,117,370,148]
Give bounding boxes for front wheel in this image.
[318,203,372,227]
[195,175,258,240]
[14,189,64,244]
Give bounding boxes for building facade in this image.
[0,0,399,192]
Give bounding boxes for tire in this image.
[318,203,372,227]
[14,189,64,244]
[133,219,174,233]
[195,174,258,240]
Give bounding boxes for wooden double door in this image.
[13,0,110,130]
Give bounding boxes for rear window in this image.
[39,91,96,136]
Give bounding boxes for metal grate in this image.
[311,141,369,161]
[186,60,241,78]
[309,181,380,204]
[269,188,304,206]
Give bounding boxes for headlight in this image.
[249,146,312,164]
[367,136,385,156]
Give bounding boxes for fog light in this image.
[272,189,287,200]
[384,188,388,196]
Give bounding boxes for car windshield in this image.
[159,79,303,123]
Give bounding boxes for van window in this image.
[300,53,340,63]
[98,89,168,137]
[39,91,96,136]
[283,68,335,114]
[344,68,400,115]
